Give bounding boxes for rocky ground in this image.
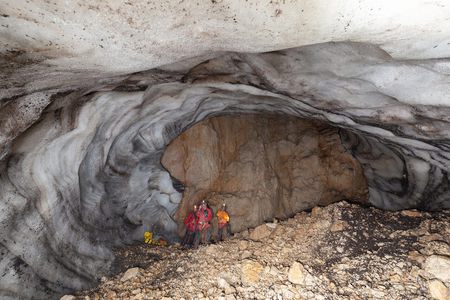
[65,201,450,300]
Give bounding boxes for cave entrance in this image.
[161,114,368,237]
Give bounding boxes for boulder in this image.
[401,210,422,217]
[241,260,264,285]
[120,267,141,282]
[288,261,315,286]
[428,280,450,300]
[249,224,273,241]
[288,262,306,285]
[217,277,230,290]
[424,256,450,283]
[238,240,249,251]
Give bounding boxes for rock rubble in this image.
[68,201,449,300]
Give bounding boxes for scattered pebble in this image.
[71,201,449,300]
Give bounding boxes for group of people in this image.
[182,200,230,248]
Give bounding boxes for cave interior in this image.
[1,45,449,299]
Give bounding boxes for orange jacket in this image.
[217,210,230,228]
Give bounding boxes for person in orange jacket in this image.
[194,200,212,246]
[182,204,198,248]
[216,203,230,241]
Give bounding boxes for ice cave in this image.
[0,1,449,299]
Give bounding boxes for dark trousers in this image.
[182,230,196,247]
[193,227,211,247]
[217,223,230,241]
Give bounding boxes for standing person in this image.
[216,203,230,242]
[182,205,198,248]
[194,200,212,247]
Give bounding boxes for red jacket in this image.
[196,207,212,230]
[184,211,197,232]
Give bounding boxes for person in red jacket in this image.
[194,200,212,247]
[182,204,197,248]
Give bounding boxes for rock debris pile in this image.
[70,202,449,300]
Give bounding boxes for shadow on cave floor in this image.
[110,245,166,276]
[315,203,448,271]
[74,201,450,300]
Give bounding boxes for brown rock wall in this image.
[161,114,368,234]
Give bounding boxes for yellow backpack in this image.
[144,231,153,244]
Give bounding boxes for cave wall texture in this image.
[1,0,450,299]
[162,115,368,234]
